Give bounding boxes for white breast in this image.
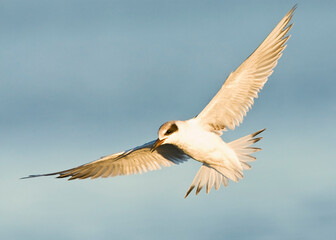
[171,119,240,167]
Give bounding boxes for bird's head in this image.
[151,121,179,152]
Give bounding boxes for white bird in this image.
[23,6,295,198]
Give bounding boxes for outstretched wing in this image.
[22,140,189,180]
[196,6,296,131]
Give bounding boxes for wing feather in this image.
[196,6,296,131]
[22,140,189,180]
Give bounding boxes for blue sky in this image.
[1,1,335,239]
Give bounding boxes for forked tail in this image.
[184,129,265,198]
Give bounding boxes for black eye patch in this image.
[165,123,178,135]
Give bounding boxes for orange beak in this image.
[151,138,166,152]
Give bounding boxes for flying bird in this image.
[23,6,295,198]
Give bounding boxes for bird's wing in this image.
[22,140,189,180]
[196,6,295,131]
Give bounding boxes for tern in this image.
[23,6,295,198]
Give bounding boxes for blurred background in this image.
[1,0,335,239]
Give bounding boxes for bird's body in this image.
[165,119,238,167]
[23,6,296,198]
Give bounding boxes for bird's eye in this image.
[164,123,178,136]
[166,129,173,135]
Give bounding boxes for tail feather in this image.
[241,162,251,170]
[184,129,265,198]
[184,164,229,198]
[229,129,265,164]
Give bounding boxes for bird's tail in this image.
[184,129,265,198]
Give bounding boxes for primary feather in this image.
[196,6,295,131]
[22,141,188,180]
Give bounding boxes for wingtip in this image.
[20,174,41,179]
[288,4,298,16]
[20,171,62,180]
[292,4,298,11]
